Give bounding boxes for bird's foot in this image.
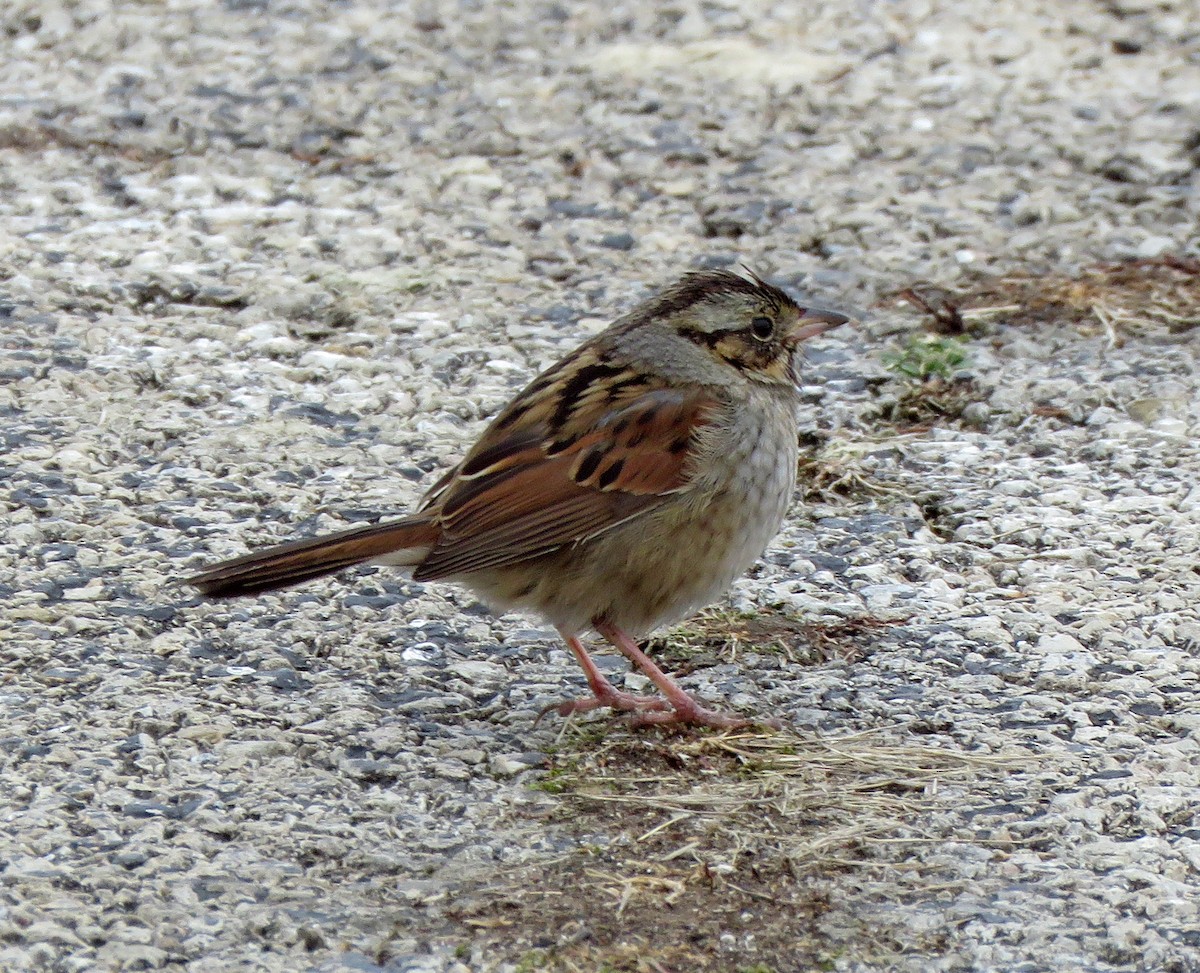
[545,629,674,722]
[591,619,785,731]
[628,696,784,730]
[538,686,671,723]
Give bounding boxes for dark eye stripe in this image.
[680,327,738,349]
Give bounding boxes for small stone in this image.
[961,402,990,428]
[61,581,105,601]
[217,740,291,769]
[447,660,506,683]
[489,752,544,776]
[114,850,150,869]
[22,922,83,947]
[1035,633,1087,655]
[598,232,636,251]
[176,722,234,743]
[433,760,472,781]
[1136,235,1175,259]
[658,178,696,197]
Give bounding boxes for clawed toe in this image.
[548,626,782,731]
[628,702,784,731]
[540,688,673,723]
[538,690,781,731]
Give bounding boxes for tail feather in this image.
[187,516,439,598]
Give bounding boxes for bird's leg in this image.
[541,628,672,719]
[594,619,778,730]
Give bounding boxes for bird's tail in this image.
[187,516,439,598]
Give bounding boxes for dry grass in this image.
[544,729,1016,871]
[647,608,866,670]
[452,728,1020,971]
[890,256,1200,340]
[647,609,901,670]
[796,433,927,501]
[872,377,982,429]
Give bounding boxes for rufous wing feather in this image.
[413,387,718,580]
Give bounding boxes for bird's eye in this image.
[750,315,775,340]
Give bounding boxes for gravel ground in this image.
[3,1,1200,971]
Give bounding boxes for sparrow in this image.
[188,269,848,728]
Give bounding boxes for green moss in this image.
[883,334,969,380]
[514,950,549,972]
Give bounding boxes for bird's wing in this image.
[413,358,719,580]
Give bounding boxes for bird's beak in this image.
[789,306,850,343]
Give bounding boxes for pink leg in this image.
[594,619,781,730]
[539,628,671,721]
